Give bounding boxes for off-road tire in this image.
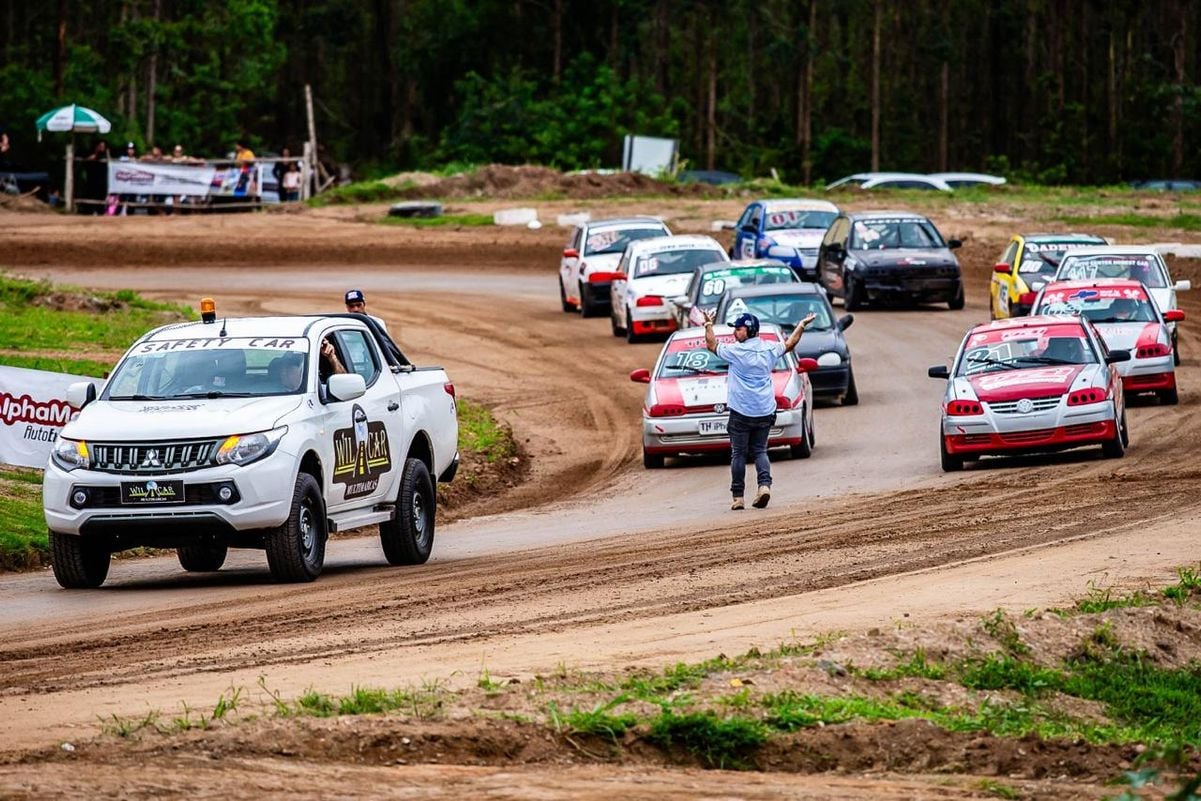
[50,532,110,589]
[579,283,599,318]
[1101,407,1127,459]
[842,367,859,406]
[177,543,228,572]
[611,308,626,336]
[790,408,814,459]
[948,284,966,310]
[625,307,640,343]
[265,473,326,582]
[940,434,964,472]
[845,276,864,311]
[642,450,665,469]
[1160,388,1180,405]
[380,458,435,565]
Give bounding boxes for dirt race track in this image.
[2,198,1201,798]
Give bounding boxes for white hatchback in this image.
[610,235,729,343]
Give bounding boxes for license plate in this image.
[698,419,728,436]
[121,479,185,504]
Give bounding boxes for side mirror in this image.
[928,365,950,379]
[1175,279,1192,291]
[563,248,579,259]
[672,296,690,308]
[795,358,819,373]
[66,381,97,410]
[327,373,367,401]
[1106,350,1131,364]
[837,313,854,331]
[948,239,963,249]
[1164,309,1185,323]
[629,368,651,383]
[993,262,1012,274]
[713,220,737,231]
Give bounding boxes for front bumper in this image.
[942,400,1115,456]
[863,275,960,302]
[809,366,851,398]
[642,409,804,455]
[44,450,299,537]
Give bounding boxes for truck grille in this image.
[89,439,222,474]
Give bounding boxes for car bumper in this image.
[43,450,297,537]
[942,401,1116,455]
[809,365,850,398]
[1122,370,1176,393]
[629,304,678,336]
[864,276,960,301]
[642,409,804,455]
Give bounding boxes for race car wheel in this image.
[625,308,640,343]
[790,409,813,459]
[947,284,965,310]
[50,532,110,589]
[845,276,863,311]
[611,308,626,337]
[579,283,599,318]
[842,367,859,406]
[642,450,665,469]
[1101,407,1126,459]
[380,458,435,565]
[1159,388,1179,406]
[265,472,326,583]
[1173,330,1181,366]
[939,435,964,472]
[559,279,574,312]
[177,542,228,572]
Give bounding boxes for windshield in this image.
[956,325,1097,376]
[698,266,798,305]
[1035,286,1157,323]
[722,294,834,331]
[584,225,668,256]
[764,209,837,231]
[1017,241,1102,276]
[634,248,725,278]
[1055,254,1168,288]
[656,334,788,378]
[104,337,309,399]
[851,219,945,250]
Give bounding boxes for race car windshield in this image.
[634,249,726,278]
[1017,243,1099,275]
[763,210,837,231]
[698,267,796,305]
[722,295,834,331]
[657,338,788,378]
[584,226,668,256]
[850,220,944,250]
[1037,293,1157,324]
[104,339,310,400]
[958,335,1097,376]
[1056,255,1168,288]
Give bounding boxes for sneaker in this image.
[730,497,745,511]
[752,486,771,508]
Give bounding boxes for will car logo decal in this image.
[333,403,393,499]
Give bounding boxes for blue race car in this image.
[730,199,840,279]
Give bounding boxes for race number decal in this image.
[701,279,726,297]
[332,403,393,499]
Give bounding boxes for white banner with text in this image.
[0,366,101,469]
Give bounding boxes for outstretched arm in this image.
[784,312,818,354]
[703,309,719,353]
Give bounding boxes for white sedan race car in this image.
[559,216,671,317]
[1031,278,1183,404]
[929,315,1129,471]
[629,323,819,468]
[610,235,729,343]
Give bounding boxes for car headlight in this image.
[52,438,90,471]
[767,245,800,259]
[215,426,288,466]
[1028,280,1045,292]
[817,352,843,367]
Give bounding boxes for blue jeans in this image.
[728,409,774,496]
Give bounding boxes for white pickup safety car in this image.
[43,306,459,588]
[610,235,729,343]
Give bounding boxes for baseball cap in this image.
[344,289,365,304]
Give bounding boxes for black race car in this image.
[817,211,963,310]
[714,282,857,405]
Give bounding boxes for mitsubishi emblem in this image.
[141,449,162,468]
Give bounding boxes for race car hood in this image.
[1093,322,1165,353]
[653,371,795,409]
[65,395,304,441]
[764,230,824,249]
[853,249,957,269]
[791,329,848,360]
[960,366,1086,403]
[629,273,694,298]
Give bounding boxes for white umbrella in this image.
[35,105,113,212]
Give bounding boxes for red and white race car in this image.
[630,323,818,468]
[929,315,1129,471]
[559,217,671,317]
[1031,278,1184,404]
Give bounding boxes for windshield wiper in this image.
[108,394,168,401]
[173,391,257,399]
[1013,356,1084,366]
[666,365,725,375]
[965,355,1019,370]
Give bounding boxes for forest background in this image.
[1,0,1199,185]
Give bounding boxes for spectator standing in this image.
[234,139,256,162]
[82,140,109,215]
[281,161,301,202]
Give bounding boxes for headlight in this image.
[817,352,843,367]
[767,245,800,259]
[52,438,90,471]
[1029,280,1045,292]
[215,426,287,466]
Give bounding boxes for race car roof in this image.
[587,216,668,231]
[1022,233,1107,244]
[1042,278,1145,291]
[968,314,1088,335]
[626,234,726,256]
[1056,245,1163,257]
[760,198,839,213]
[719,282,825,299]
[847,210,929,221]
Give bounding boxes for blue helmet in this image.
[731,312,760,338]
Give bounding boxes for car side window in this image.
[571,227,583,251]
[736,205,754,230]
[617,249,630,276]
[1001,241,1018,267]
[335,329,381,385]
[748,205,763,231]
[831,218,850,245]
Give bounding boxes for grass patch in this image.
[308,180,398,206]
[645,709,768,769]
[379,212,493,227]
[1058,212,1201,230]
[456,398,516,464]
[0,466,49,571]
